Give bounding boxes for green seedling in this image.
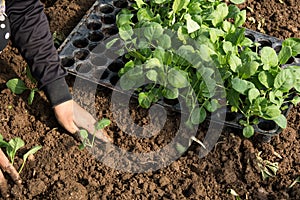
[289,176,300,188]
[0,134,42,173]
[52,31,66,48]
[227,189,242,200]
[78,118,111,150]
[256,151,279,180]
[6,78,38,105]
[115,0,300,137]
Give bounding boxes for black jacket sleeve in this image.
[6,0,72,107]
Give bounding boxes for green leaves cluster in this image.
[0,134,42,173]
[115,0,300,137]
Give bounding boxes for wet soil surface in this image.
[0,0,299,199]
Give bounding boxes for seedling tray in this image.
[58,0,298,139]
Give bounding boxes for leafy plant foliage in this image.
[114,0,300,137]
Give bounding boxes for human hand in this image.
[53,100,112,143]
[0,149,21,198]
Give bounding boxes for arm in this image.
[6,0,71,106]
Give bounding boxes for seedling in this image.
[227,189,242,200]
[78,118,111,150]
[52,31,66,48]
[289,176,300,188]
[0,134,42,173]
[115,0,300,138]
[256,151,279,180]
[6,78,38,105]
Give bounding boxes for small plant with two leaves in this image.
[114,0,300,138]
[6,66,38,105]
[78,118,111,150]
[0,134,42,173]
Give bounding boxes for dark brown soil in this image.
[0,0,299,199]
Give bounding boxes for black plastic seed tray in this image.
[58,0,298,139]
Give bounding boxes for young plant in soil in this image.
[6,66,38,105]
[78,118,111,150]
[114,0,300,137]
[0,134,42,173]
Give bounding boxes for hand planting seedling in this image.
[78,118,111,150]
[0,134,42,173]
[114,0,300,138]
[6,68,38,106]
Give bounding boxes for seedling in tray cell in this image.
[78,118,111,150]
[113,0,300,138]
[0,134,42,173]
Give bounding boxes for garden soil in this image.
[0,0,299,199]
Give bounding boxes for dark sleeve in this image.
[6,0,72,107]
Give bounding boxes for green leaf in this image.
[18,145,42,173]
[162,87,179,99]
[6,78,28,94]
[138,92,152,108]
[234,10,246,27]
[291,96,300,106]
[239,61,259,79]
[204,99,220,112]
[261,47,278,69]
[211,3,229,27]
[79,129,88,139]
[272,114,287,129]
[135,0,146,8]
[146,70,158,82]
[167,69,189,88]
[274,69,295,92]
[28,89,35,105]
[145,58,161,69]
[0,134,10,148]
[228,53,242,72]
[265,105,281,118]
[153,0,167,4]
[230,0,245,4]
[184,14,200,34]
[7,137,25,164]
[173,0,190,13]
[227,89,240,108]
[119,24,133,41]
[116,9,133,26]
[191,107,206,124]
[231,77,255,95]
[243,125,254,138]
[137,8,153,22]
[78,143,86,150]
[282,38,300,56]
[95,118,111,130]
[144,22,164,41]
[258,71,274,88]
[248,88,260,104]
[278,46,292,65]
[157,34,171,49]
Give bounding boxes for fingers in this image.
[53,100,79,134]
[0,149,21,197]
[0,170,8,198]
[73,101,113,143]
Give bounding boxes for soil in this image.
[0,0,299,199]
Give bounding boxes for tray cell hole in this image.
[73,38,89,48]
[113,0,128,8]
[88,31,104,42]
[286,56,295,64]
[91,56,108,66]
[110,75,120,85]
[74,49,90,60]
[94,68,108,79]
[61,57,75,68]
[258,39,272,50]
[225,112,237,122]
[102,26,119,36]
[245,34,255,42]
[257,120,277,131]
[273,44,282,53]
[101,14,116,24]
[88,43,97,51]
[98,4,114,14]
[163,98,179,106]
[75,63,93,74]
[87,22,102,30]
[108,60,124,72]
